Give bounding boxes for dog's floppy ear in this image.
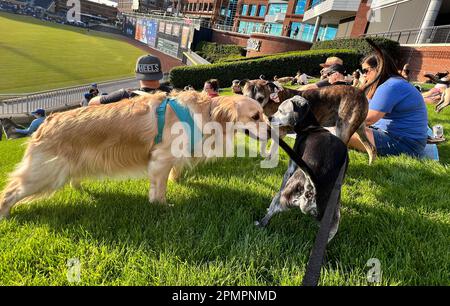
[210,97,238,125]
[267,82,281,93]
[239,79,249,87]
[291,95,311,122]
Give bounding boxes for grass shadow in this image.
[7,155,450,285]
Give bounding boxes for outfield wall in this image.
[122,13,198,61]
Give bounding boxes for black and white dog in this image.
[0,118,27,140]
[257,96,349,243]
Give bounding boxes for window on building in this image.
[238,21,263,34]
[294,0,307,15]
[250,4,257,16]
[259,5,266,17]
[268,4,288,16]
[238,21,247,33]
[290,22,302,39]
[288,22,315,41]
[264,23,283,36]
[241,4,248,16]
[208,3,213,11]
[320,25,338,41]
[309,0,321,10]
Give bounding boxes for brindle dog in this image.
[436,87,450,113]
[241,40,383,164]
[0,118,27,140]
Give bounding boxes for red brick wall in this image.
[212,30,249,47]
[211,30,312,57]
[350,0,370,38]
[401,45,450,82]
[246,33,312,57]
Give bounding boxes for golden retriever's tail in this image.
[0,145,69,219]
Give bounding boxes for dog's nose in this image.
[257,97,264,103]
[268,116,273,122]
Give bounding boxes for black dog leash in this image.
[302,156,348,286]
[270,129,315,181]
[270,127,348,286]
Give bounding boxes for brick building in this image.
[117,0,171,13]
[302,0,450,43]
[174,1,338,42]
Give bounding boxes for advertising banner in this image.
[159,21,165,33]
[165,22,172,35]
[157,38,179,58]
[181,26,190,49]
[124,16,136,38]
[146,20,157,48]
[172,24,180,37]
[135,18,144,42]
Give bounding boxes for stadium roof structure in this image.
[87,0,117,8]
[33,0,54,10]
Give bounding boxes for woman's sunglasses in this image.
[362,68,372,75]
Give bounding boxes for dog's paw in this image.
[254,220,267,228]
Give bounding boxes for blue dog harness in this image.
[154,98,202,153]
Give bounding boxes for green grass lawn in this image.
[0,15,449,284]
[0,101,449,285]
[0,12,146,94]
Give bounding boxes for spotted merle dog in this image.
[256,95,348,243]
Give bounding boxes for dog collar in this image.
[155,98,202,154]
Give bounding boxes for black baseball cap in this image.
[135,55,163,81]
[324,64,346,76]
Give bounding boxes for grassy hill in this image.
[0,12,146,94]
[0,101,449,286]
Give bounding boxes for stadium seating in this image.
[33,0,54,10]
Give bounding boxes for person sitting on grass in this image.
[348,52,428,158]
[12,108,46,136]
[299,57,344,90]
[203,79,220,98]
[322,64,350,86]
[352,70,362,88]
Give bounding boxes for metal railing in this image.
[362,25,450,45]
[124,11,203,28]
[212,23,315,44]
[0,77,143,116]
[306,0,327,11]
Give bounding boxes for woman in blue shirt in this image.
[349,52,428,158]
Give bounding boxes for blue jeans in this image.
[371,127,426,158]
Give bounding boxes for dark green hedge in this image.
[195,41,246,63]
[170,49,361,89]
[311,37,401,60]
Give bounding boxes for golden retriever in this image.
[0,91,268,219]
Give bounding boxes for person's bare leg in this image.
[348,127,376,153]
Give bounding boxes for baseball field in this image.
[0,12,146,94]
